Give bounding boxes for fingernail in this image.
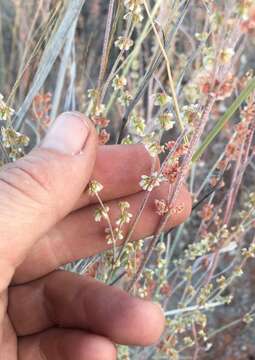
[42,112,90,155]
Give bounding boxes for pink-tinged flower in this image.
[93,117,110,128]
[162,162,180,184]
[155,199,169,216]
[99,129,110,145]
[199,203,214,222]
[241,6,255,32]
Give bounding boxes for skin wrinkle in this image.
[8,159,52,195]
[9,280,49,336]
[44,273,91,330]
[4,150,58,194]
[16,152,73,221]
[39,339,48,360]
[0,165,58,234]
[43,285,58,329]
[0,173,40,207]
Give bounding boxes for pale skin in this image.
[0,112,191,359]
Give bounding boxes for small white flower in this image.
[115,36,134,51]
[93,104,105,117]
[144,140,162,158]
[139,172,166,192]
[89,180,103,195]
[159,112,175,131]
[154,93,172,107]
[219,48,235,64]
[112,75,127,91]
[94,206,109,222]
[131,114,145,136]
[0,94,15,120]
[124,0,144,23]
[105,227,124,245]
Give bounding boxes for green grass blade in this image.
[192,77,255,163]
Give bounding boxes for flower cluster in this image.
[196,72,236,101]
[184,238,212,261]
[121,240,144,278]
[95,117,111,145]
[155,199,184,217]
[121,134,133,144]
[181,104,202,127]
[33,92,52,128]
[202,46,215,71]
[116,201,133,226]
[199,203,214,222]
[88,180,103,195]
[139,172,165,192]
[0,94,30,161]
[154,199,169,216]
[1,127,29,161]
[243,313,254,325]
[154,92,172,107]
[94,206,110,222]
[161,142,189,184]
[88,89,106,118]
[112,75,127,91]
[197,284,213,306]
[130,113,145,136]
[219,48,235,65]
[223,97,254,163]
[105,201,132,246]
[240,2,255,31]
[0,94,14,121]
[124,0,144,24]
[105,227,124,245]
[87,90,110,145]
[159,311,208,357]
[115,36,134,51]
[242,243,255,259]
[112,75,132,107]
[117,345,130,360]
[143,133,163,157]
[159,112,174,131]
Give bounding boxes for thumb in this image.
[0,112,98,277]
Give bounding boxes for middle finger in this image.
[14,183,191,283]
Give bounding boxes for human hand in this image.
[0,112,191,359]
